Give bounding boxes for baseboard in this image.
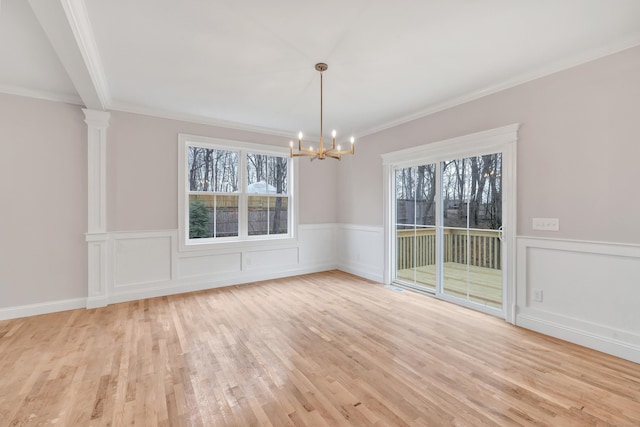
[0,265,339,320]
[107,264,338,305]
[86,296,108,309]
[516,313,640,364]
[0,297,87,321]
[338,262,384,283]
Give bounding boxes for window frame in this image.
[178,134,297,252]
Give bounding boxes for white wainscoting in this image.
[0,223,359,319]
[336,224,385,283]
[4,225,639,366]
[516,237,640,363]
[104,224,340,305]
[179,252,242,279]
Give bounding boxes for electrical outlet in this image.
[532,289,543,302]
[533,218,559,231]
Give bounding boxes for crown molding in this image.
[359,36,640,138]
[108,101,295,139]
[0,84,83,105]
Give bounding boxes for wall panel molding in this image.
[112,232,174,289]
[336,224,384,283]
[516,236,640,363]
[86,234,108,308]
[103,224,340,306]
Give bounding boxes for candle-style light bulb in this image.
[298,132,303,140]
[350,136,355,144]
[332,129,336,138]
[337,145,341,151]
[289,140,293,147]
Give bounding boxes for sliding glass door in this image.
[393,152,505,313]
[441,154,503,310]
[395,164,437,291]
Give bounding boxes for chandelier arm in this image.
[291,151,317,158]
[326,145,353,155]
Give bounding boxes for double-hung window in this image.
[246,153,289,236]
[178,134,294,249]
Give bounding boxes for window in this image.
[188,147,239,238]
[179,135,294,248]
[246,153,288,236]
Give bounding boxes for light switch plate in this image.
[533,218,559,231]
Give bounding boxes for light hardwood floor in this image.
[0,270,638,426]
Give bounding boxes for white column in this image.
[83,109,110,308]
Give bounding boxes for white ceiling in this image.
[2,0,640,139]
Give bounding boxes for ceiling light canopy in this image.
[290,63,354,161]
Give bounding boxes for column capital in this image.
[83,109,110,129]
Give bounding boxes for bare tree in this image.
[247,154,266,184]
[188,147,202,190]
[271,156,287,234]
[416,165,436,225]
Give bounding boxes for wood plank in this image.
[0,270,638,426]
[398,262,502,308]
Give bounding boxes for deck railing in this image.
[397,228,501,270]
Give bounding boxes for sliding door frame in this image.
[382,124,519,324]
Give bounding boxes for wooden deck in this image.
[397,262,502,309]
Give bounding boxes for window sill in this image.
[177,234,298,255]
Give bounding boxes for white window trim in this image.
[381,124,519,324]
[178,133,298,252]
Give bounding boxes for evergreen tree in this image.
[189,200,210,238]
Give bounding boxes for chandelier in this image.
[290,63,355,161]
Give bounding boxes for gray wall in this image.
[338,45,640,244]
[0,94,87,307]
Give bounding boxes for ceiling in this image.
[2,0,640,140]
